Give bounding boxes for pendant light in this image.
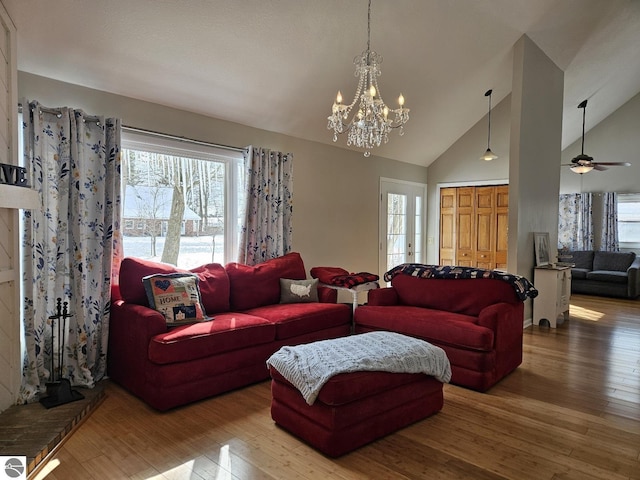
[481,89,498,161]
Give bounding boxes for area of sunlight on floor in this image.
[33,459,60,480]
[569,304,605,321]
[32,446,235,480]
[155,445,232,480]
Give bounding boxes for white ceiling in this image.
[5,0,640,167]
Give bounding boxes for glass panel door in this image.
[379,179,426,279]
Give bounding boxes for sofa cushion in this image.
[569,251,595,270]
[143,273,208,325]
[391,275,519,316]
[120,257,178,305]
[593,251,636,272]
[571,268,590,280]
[226,252,307,311]
[354,305,494,352]
[148,312,276,364]
[586,270,629,284]
[119,257,231,313]
[247,303,351,340]
[189,263,231,314]
[280,278,319,304]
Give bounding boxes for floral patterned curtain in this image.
[600,192,619,251]
[558,193,593,251]
[239,146,293,265]
[19,101,121,403]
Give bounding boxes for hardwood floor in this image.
[33,294,640,480]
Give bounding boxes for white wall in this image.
[18,72,428,279]
[508,35,564,278]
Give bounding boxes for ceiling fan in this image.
[563,99,631,174]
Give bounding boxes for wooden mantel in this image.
[0,0,23,413]
[0,184,39,210]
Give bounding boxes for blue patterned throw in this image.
[384,264,538,301]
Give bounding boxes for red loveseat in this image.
[353,272,527,392]
[108,252,351,410]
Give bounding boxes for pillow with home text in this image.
[142,273,210,326]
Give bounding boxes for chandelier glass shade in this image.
[327,0,409,157]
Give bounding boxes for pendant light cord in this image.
[581,104,586,155]
[485,89,493,149]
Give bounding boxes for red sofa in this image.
[108,252,351,410]
[353,271,527,392]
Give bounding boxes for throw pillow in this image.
[142,273,209,325]
[280,278,319,304]
[226,252,306,311]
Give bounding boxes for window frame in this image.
[617,193,640,251]
[121,130,245,265]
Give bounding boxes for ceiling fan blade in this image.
[591,162,631,166]
[592,164,608,171]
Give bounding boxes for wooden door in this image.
[456,187,475,267]
[439,188,456,266]
[495,185,509,270]
[475,186,495,269]
[438,184,509,270]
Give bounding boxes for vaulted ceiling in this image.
[5,0,640,166]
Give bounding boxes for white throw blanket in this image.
[266,331,452,405]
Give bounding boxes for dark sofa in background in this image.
[559,250,640,299]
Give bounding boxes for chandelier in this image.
[327,0,409,157]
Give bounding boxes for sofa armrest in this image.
[628,256,640,298]
[318,286,338,303]
[366,287,399,306]
[107,300,167,385]
[110,300,167,339]
[477,302,524,353]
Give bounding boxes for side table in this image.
[533,265,572,328]
[319,281,379,316]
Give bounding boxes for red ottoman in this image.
[269,366,444,457]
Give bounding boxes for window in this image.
[121,131,245,269]
[617,193,640,251]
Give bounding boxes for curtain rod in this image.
[18,103,242,152]
[18,103,102,123]
[122,125,244,153]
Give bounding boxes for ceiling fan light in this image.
[481,148,498,161]
[570,164,594,174]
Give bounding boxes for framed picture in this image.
[534,232,550,267]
